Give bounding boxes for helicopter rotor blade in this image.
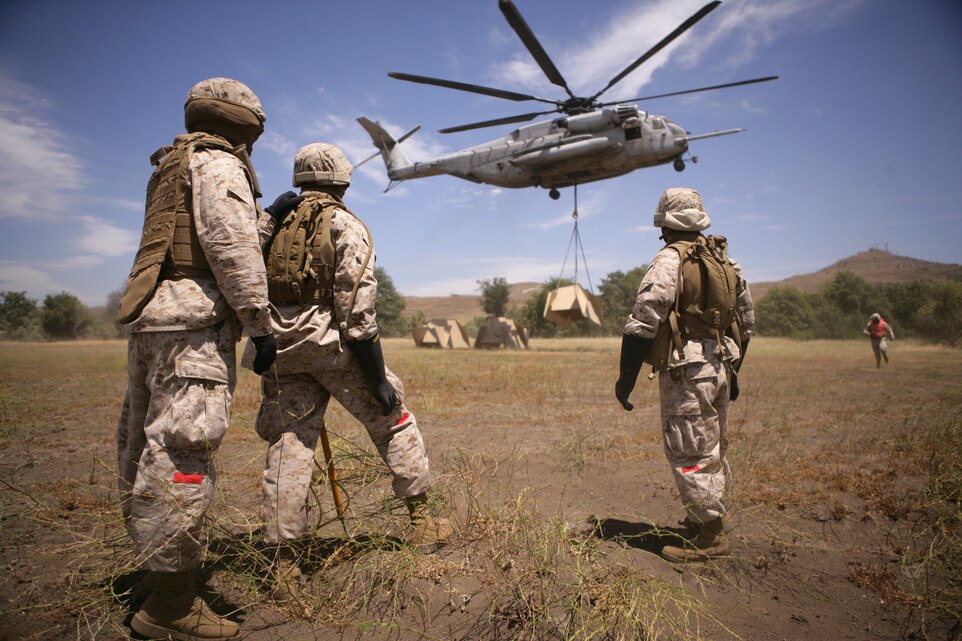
[600,75,779,106]
[592,1,721,101]
[438,110,558,134]
[498,0,575,99]
[388,71,559,105]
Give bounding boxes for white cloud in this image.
[487,0,864,103]
[0,78,86,220]
[73,216,139,257]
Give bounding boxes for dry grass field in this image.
[0,336,960,640]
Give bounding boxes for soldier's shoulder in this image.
[192,148,244,172]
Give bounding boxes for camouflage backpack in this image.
[645,235,742,370]
[265,196,372,312]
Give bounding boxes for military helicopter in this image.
[358,0,777,200]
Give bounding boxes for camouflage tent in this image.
[412,318,471,349]
[475,316,528,350]
[543,283,603,327]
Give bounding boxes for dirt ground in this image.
[0,337,959,641]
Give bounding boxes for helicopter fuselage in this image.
[388,104,688,190]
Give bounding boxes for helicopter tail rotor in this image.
[357,117,415,184]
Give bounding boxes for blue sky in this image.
[1,0,960,306]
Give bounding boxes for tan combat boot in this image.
[405,493,454,553]
[131,570,239,641]
[269,546,305,605]
[661,517,730,563]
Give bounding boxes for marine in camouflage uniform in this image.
[115,78,299,641]
[615,187,755,563]
[250,143,446,601]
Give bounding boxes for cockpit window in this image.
[652,118,665,130]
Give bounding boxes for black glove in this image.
[251,333,277,375]
[729,338,749,401]
[349,334,398,416]
[615,334,652,411]
[264,191,305,220]
[734,337,750,373]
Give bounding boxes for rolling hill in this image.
[749,248,962,300]
[400,249,962,320]
[403,282,541,324]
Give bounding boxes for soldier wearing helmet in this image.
[115,78,303,641]
[863,312,894,367]
[250,142,449,602]
[614,187,755,563]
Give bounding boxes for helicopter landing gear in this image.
[549,188,560,200]
[673,158,686,172]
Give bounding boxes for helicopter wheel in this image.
[673,158,685,172]
[549,188,560,200]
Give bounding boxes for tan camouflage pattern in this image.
[256,361,431,544]
[623,238,755,523]
[185,77,266,122]
[658,359,731,522]
[124,149,272,337]
[116,324,237,572]
[624,246,754,366]
[246,198,378,375]
[251,194,430,544]
[293,143,353,186]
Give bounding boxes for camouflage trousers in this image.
[659,357,732,523]
[255,358,431,545]
[116,323,237,572]
[871,336,889,365]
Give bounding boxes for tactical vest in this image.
[117,132,256,324]
[868,319,888,338]
[645,235,742,371]
[265,195,373,320]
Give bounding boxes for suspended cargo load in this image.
[412,318,472,349]
[474,316,529,350]
[543,283,604,327]
[543,185,603,328]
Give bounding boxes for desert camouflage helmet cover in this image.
[185,77,266,123]
[653,187,711,232]
[293,143,353,187]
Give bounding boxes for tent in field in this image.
[474,316,529,350]
[543,283,604,327]
[412,318,472,349]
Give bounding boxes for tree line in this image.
[4,268,960,346]
[475,269,961,346]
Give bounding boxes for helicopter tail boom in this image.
[356,117,414,181]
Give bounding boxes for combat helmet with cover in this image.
[646,188,742,370]
[266,144,370,320]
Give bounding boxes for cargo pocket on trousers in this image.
[169,355,231,450]
[663,400,705,460]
